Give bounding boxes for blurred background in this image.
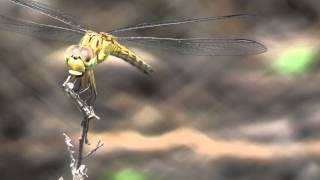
[0,0,320,179]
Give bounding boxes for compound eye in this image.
[66,45,81,57]
[80,47,93,62]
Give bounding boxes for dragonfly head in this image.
[65,45,96,76]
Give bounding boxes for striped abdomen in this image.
[111,41,153,74]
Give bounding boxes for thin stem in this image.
[61,75,102,180]
[76,117,90,169]
[84,140,104,159]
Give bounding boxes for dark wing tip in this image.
[252,40,268,55]
[236,39,268,55]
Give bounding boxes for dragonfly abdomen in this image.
[111,42,153,74]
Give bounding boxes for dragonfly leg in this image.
[77,79,96,106]
[79,81,91,98]
[83,82,96,106]
[85,70,97,106]
[62,75,72,86]
[78,76,90,95]
[79,85,91,95]
[68,73,97,106]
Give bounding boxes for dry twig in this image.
[59,76,103,180]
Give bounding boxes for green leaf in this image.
[272,47,316,74]
[112,168,146,180]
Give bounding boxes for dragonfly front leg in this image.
[77,76,89,94]
[77,77,96,106]
[79,84,90,95]
[80,79,96,106]
[62,75,80,91]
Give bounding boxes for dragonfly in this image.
[1,0,266,105]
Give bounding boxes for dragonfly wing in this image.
[117,37,267,56]
[0,15,83,42]
[109,14,252,34]
[10,0,88,32]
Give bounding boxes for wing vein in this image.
[117,37,267,56]
[109,14,252,34]
[0,14,84,42]
[10,0,88,32]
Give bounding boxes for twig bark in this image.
[77,117,90,169]
[60,133,88,180]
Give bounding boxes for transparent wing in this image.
[117,37,267,56]
[109,14,252,34]
[0,14,83,42]
[10,0,88,32]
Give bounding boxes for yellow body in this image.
[79,31,152,73]
[65,31,152,104]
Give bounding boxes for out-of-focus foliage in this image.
[111,168,145,180]
[272,47,317,74]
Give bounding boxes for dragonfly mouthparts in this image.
[68,70,83,76]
